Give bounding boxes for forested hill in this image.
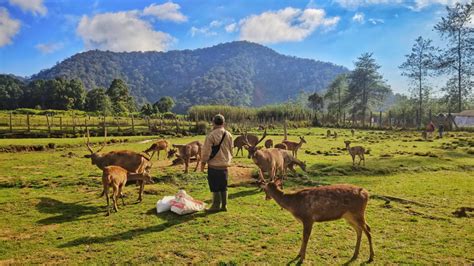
[31,41,348,111]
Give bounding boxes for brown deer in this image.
[243,131,284,182]
[264,139,274,148]
[351,129,355,137]
[258,179,374,263]
[233,131,267,157]
[327,129,331,138]
[84,129,151,202]
[101,165,154,215]
[280,150,306,175]
[283,136,307,158]
[344,141,365,166]
[168,141,203,173]
[143,139,169,160]
[274,143,288,150]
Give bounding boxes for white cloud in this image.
[0,8,21,47]
[239,7,340,44]
[334,0,470,10]
[143,2,187,22]
[189,20,224,37]
[76,11,174,52]
[368,18,384,24]
[35,42,63,54]
[9,0,47,16]
[352,12,365,23]
[225,23,237,33]
[411,0,470,10]
[334,0,402,9]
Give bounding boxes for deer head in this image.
[299,136,307,144]
[84,128,107,165]
[344,140,351,147]
[167,148,177,159]
[257,178,282,200]
[243,129,267,159]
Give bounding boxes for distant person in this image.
[201,114,233,212]
[426,121,435,138]
[438,124,444,138]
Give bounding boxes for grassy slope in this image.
[0,128,473,264]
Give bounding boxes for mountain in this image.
[31,41,349,112]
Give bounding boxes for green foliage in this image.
[324,74,348,123]
[30,41,348,112]
[0,75,24,110]
[345,53,391,125]
[154,96,175,113]
[107,79,137,114]
[85,88,112,115]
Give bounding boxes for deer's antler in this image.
[85,128,94,154]
[256,129,267,146]
[96,127,107,153]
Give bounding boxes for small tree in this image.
[85,88,112,115]
[434,2,473,112]
[308,93,324,125]
[324,74,347,124]
[399,36,437,127]
[153,96,175,113]
[140,103,155,116]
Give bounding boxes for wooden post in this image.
[72,115,76,134]
[131,114,135,133]
[46,115,51,133]
[59,117,63,131]
[283,119,288,140]
[9,112,13,133]
[26,113,30,132]
[379,111,382,128]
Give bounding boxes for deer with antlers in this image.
[264,139,274,148]
[84,129,152,202]
[243,131,284,182]
[143,139,169,160]
[233,131,267,157]
[282,136,307,158]
[258,179,374,263]
[344,140,366,166]
[167,141,203,173]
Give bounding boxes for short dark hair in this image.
[213,114,225,125]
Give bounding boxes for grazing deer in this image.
[143,139,169,160]
[84,129,151,202]
[233,131,267,157]
[265,139,274,149]
[274,143,288,150]
[243,131,284,182]
[344,141,365,166]
[283,136,307,158]
[280,150,307,175]
[334,132,338,139]
[327,130,331,138]
[168,141,203,173]
[258,125,266,130]
[101,165,153,216]
[258,179,374,263]
[351,129,355,137]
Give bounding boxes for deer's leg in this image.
[137,180,144,202]
[156,150,160,160]
[298,221,313,262]
[344,214,363,262]
[194,155,200,172]
[361,154,366,166]
[105,187,110,215]
[363,221,374,262]
[112,186,119,212]
[184,157,189,173]
[352,155,356,166]
[119,184,125,206]
[258,169,265,181]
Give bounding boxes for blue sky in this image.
[0,0,469,95]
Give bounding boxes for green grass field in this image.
[0,128,473,264]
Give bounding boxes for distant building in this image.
[452,110,474,128]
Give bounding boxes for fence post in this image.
[46,115,51,133]
[379,111,382,128]
[175,118,180,134]
[72,115,76,134]
[59,117,63,131]
[26,113,30,132]
[131,114,135,133]
[9,112,13,133]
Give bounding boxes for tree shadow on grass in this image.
[36,197,102,225]
[58,211,212,248]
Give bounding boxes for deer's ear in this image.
[84,154,92,158]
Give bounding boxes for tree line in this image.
[0,75,175,116]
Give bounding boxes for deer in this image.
[258,179,374,264]
[264,139,274,148]
[280,150,307,175]
[100,165,154,216]
[243,131,285,183]
[274,142,288,150]
[334,132,338,139]
[143,139,169,160]
[233,130,267,157]
[327,129,331,138]
[167,141,203,173]
[344,141,366,166]
[84,129,151,202]
[351,129,355,137]
[283,136,307,158]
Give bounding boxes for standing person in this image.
[201,114,233,212]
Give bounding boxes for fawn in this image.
[344,140,365,166]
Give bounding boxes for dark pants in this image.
[207,167,228,192]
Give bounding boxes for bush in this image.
[162,112,176,119]
[195,121,209,135]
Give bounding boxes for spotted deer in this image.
[258,179,374,263]
[283,136,307,158]
[344,140,365,166]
